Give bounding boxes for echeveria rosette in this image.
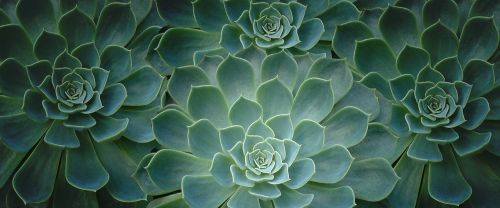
[0,0,164,206]
[333,0,500,206]
[155,0,361,67]
[133,45,399,207]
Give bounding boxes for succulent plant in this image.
[154,0,362,67]
[0,0,165,206]
[134,45,400,207]
[332,0,500,206]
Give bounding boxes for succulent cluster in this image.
[0,0,499,207]
[332,0,499,206]
[134,46,399,207]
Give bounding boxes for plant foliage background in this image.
[0,0,498,208]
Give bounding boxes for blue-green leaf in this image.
[217,56,256,104]
[461,97,490,130]
[389,74,415,101]
[292,120,324,157]
[210,153,234,187]
[256,78,293,121]
[332,20,374,63]
[168,66,210,108]
[193,0,229,32]
[423,0,459,32]
[452,129,491,156]
[266,114,293,140]
[284,158,315,189]
[229,97,262,130]
[428,146,471,206]
[121,67,163,106]
[434,56,462,82]
[98,83,127,116]
[58,7,95,50]
[65,131,109,191]
[95,2,136,51]
[0,58,30,97]
[0,25,35,64]
[16,0,57,40]
[463,60,494,98]
[261,51,298,91]
[44,120,79,148]
[156,0,197,27]
[354,38,398,79]
[34,31,66,64]
[324,106,369,148]
[379,6,419,53]
[407,134,442,162]
[183,175,236,207]
[291,78,334,125]
[89,115,128,143]
[336,158,399,201]
[317,1,360,41]
[296,18,324,51]
[13,141,62,204]
[152,109,193,151]
[307,58,353,103]
[458,17,499,65]
[273,186,313,208]
[310,145,353,184]
[187,86,229,128]
[396,45,430,77]
[157,28,220,67]
[100,45,132,84]
[421,21,458,65]
[299,184,355,208]
[188,119,222,159]
[387,154,425,208]
[220,24,244,54]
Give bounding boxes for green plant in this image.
[154,0,361,67]
[134,45,399,208]
[332,0,500,206]
[0,0,165,206]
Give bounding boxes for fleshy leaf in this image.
[220,24,243,54]
[65,131,109,191]
[452,129,491,156]
[292,120,324,157]
[0,96,22,116]
[296,18,324,50]
[396,45,430,77]
[462,60,494,98]
[146,150,210,193]
[379,6,419,53]
[428,146,472,205]
[16,0,57,40]
[389,74,415,101]
[229,97,262,131]
[0,58,30,97]
[273,186,314,208]
[300,184,355,208]
[98,83,127,116]
[337,158,399,201]
[34,31,67,64]
[248,182,281,199]
[317,1,360,41]
[220,125,245,152]
[113,106,159,143]
[210,153,234,187]
[423,0,459,32]
[183,175,237,207]
[458,17,499,65]
[121,67,162,106]
[44,120,80,148]
[156,0,197,27]
[407,134,442,162]
[187,86,229,128]
[13,141,61,204]
[387,154,425,208]
[256,78,293,121]
[22,90,47,122]
[310,145,353,184]
[247,119,275,138]
[261,51,298,91]
[421,21,458,65]
[157,28,220,67]
[0,113,49,152]
[284,158,315,189]
[71,43,99,68]
[427,128,459,144]
[95,2,136,51]
[434,56,462,82]
[188,119,222,159]
[354,38,398,79]
[329,82,380,122]
[58,7,96,50]
[0,24,35,64]
[94,141,146,202]
[461,97,490,130]
[266,114,293,140]
[168,66,210,108]
[307,58,353,103]
[152,109,193,151]
[332,20,374,63]
[193,0,229,32]
[89,115,129,143]
[60,0,97,18]
[217,56,256,104]
[349,123,399,161]
[100,45,132,84]
[291,78,334,125]
[63,114,97,129]
[227,187,259,208]
[324,106,369,148]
